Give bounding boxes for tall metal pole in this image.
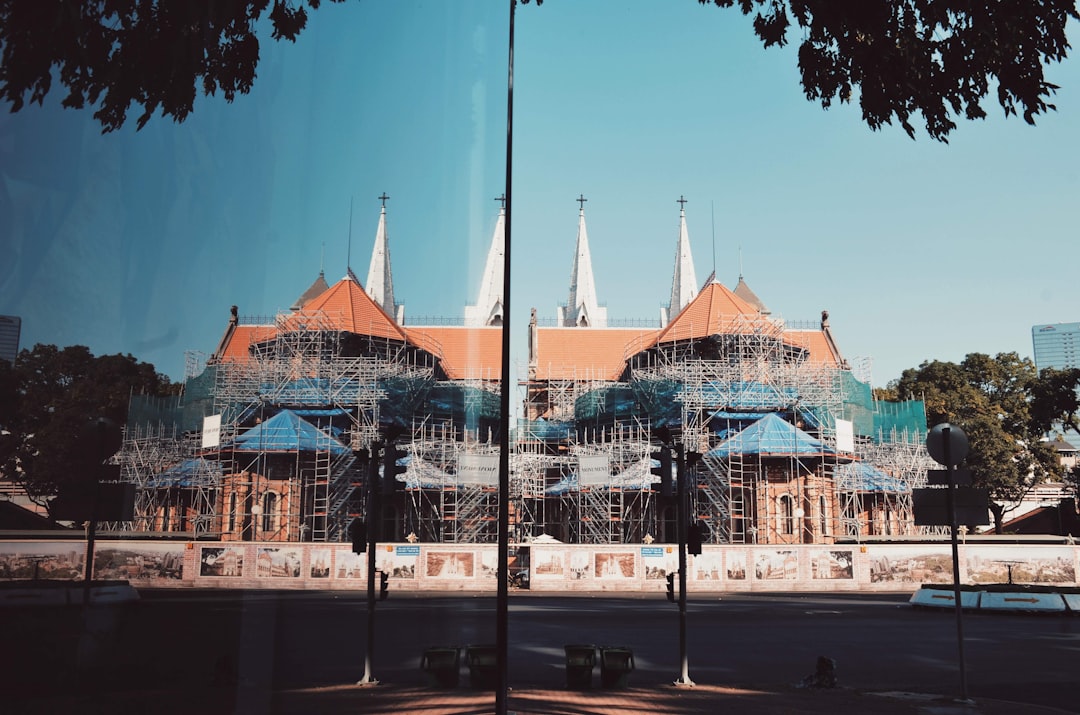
[943,428,969,701]
[674,443,693,686]
[359,443,381,685]
[496,2,516,712]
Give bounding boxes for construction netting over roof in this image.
[146,457,224,488]
[834,461,906,492]
[573,370,926,443]
[228,410,349,455]
[707,413,838,458]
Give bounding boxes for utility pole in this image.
[674,442,693,687]
[359,441,382,685]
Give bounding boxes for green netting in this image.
[575,383,655,424]
[840,371,876,435]
[873,398,927,441]
[422,382,501,425]
[517,419,573,442]
[126,366,218,433]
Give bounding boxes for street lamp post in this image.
[674,442,693,687]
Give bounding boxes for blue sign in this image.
[396,545,420,555]
[641,547,664,557]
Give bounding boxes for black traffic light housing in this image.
[651,446,673,497]
[687,520,707,555]
[378,570,389,600]
[382,443,408,495]
[666,572,675,602]
[350,519,367,554]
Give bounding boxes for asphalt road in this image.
[2,589,1078,713]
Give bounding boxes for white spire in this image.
[557,195,607,328]
[662,197,698,325]
[465,201,506,326]
[366,194,404,323]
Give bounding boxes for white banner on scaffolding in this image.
[835,419,854,453]
[458,454,499,485]
[577,454,610,486]
[201,414,222,449]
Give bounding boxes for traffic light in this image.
[382,442,408,495]
[651,446,672,497]
[350,519,367,554]
[687,521,704,555]
[666,572,675,602]
[379,570,389,600]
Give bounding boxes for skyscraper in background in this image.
[0,315,20,364]
[1032,322,1080,371]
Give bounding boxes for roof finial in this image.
[378,192,390,208]
[738,244,743,280]
[577,193,587,211]
[495,193,506,210]
[677,195,687,211]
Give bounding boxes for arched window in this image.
[228,492,237,532]
[262,491,277,534]
[778,494,795,535]
[819,495,828,537]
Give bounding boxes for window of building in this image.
[778,494,795,535]
[262,492,278,534]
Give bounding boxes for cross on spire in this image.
[495,194,506,209]
[677,195,688,210]
[577,194,587,211]
[378,192,390,208]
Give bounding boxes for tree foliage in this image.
[701,0,1078,141]
[890,352,1068,531]
[0,0,346,132]
[1,1,1074,139]
[0,344,177,514]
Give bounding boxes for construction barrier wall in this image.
[1,539,1077,594]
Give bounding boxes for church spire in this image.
[661,196,698,325]
[557,194,607,328]
[464,196,506,326]
[366,193,404,323]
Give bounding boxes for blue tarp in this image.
[835,462,906,492]
[707,412,836,458]
[147,458,221,488]
[228,409,349,455]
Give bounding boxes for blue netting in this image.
[707,413,836,458]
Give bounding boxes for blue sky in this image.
[2,0,1078,389]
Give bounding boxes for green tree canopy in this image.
[0,344,177,515]
[0,1,1074,139]
[0,0,346,132]
[891,352,1066,531]
[700,0,1078,141]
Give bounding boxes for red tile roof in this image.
[784,329,841,366]
[653,281,764,345]
[217,324,276,363]
[404,326,502,380]
[287,276,407,341]
[534,327,658,381]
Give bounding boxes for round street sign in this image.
[925,423,969,466]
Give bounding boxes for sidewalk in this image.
[270,683,1077,715]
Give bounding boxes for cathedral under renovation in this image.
[118,198,931,546]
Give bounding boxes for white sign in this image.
[835,418,854,453]
[458,454,499,485]
[201,414,222,449]
[578,454,610,486]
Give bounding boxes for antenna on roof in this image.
[347,196,354,274]
[710,199,717,280]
